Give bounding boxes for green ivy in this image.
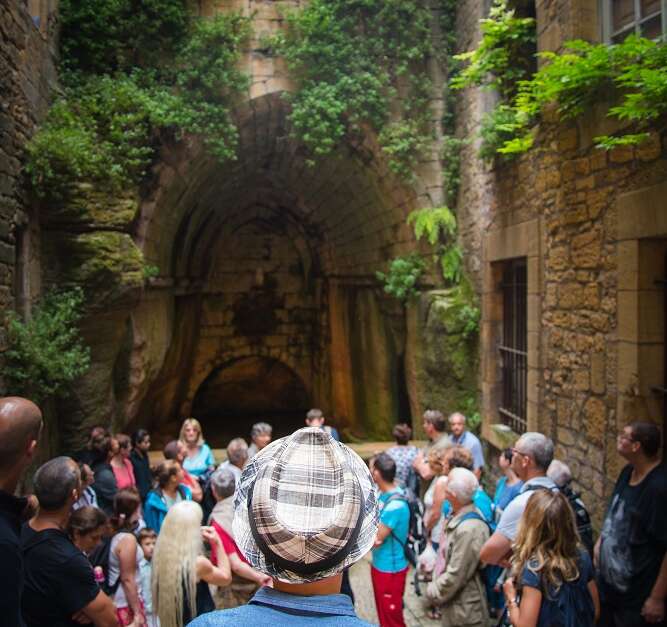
[26,74,181,199]
[26,12,250,200]
[376,254,426,302]
[275,0,434,177]
[454,0,667,158]
[59,0,190,74]
[2,288,91,403]
[451,0,536,100]
[408,206,462,285]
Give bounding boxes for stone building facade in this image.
[456,0,667,523]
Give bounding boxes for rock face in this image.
[3,1,477,450]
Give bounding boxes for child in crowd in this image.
[503,490,599,627]
[139,528,158,627]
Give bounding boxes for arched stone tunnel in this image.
[37,2,478,452]
[48,90,445,450]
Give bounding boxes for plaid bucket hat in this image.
[232,426,379,583]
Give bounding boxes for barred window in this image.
[603,0,666,42]
[498,258,527,434]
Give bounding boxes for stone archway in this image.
[191,355,310,447]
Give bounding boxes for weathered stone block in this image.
[584,396,606,445]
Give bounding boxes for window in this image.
[603,0,666,42]
[498,258,527,434]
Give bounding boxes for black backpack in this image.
[386,492,427,568]
[89,534,121,597]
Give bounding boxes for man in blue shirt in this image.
[189,427,378,626]
[370,452,411,627]
[448,412,485,479]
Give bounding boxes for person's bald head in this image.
[0,397,43,473]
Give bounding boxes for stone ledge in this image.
[482,422,520,451]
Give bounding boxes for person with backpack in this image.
[480,432,557,567]
[502,489,599,627]
[106,489,146,626]
[426,468,490,627]
[370,452,411,627]
[547,460,594,556]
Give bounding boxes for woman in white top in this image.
[108,489,145,626]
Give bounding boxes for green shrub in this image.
[59,0,190,74]
[2,288,91,402]
[376,254,426,302]
[276,0,433,176]
[26,74,180,199]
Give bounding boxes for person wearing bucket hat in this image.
[188,426,378,626]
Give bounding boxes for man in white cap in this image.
[189,426,378,626]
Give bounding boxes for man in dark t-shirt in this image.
[596,422,667,627]
[0,397,42,627]
[21,457,116,627]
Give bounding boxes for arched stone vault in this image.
[118,90,435,446]
[44,0,457,448]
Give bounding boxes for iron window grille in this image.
[498,258,528,434]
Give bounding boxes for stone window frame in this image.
[481,219,541,450]
[616,180,667,432]
[601,0,667,43]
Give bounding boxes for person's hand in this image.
[425,580,439,601]
[503,577,517,604]
[641,596,665,624]
[412,452,424,470]
[259,574,273,587]
[201,526,220,547]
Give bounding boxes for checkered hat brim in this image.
[233,427,379,583]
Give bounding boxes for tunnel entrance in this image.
[191,356,310,447]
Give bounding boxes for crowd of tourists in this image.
[0,396,665,627]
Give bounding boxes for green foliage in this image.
[451,0,536,100]
[408,206,462,285]
[27,13,250,200]
[459,20,667,159]
[142,264,160,279]
[26,74,180,199]
[276,0,433,177]
[440,244,463,284]
[170,14,251,161]
[59,0,190,74]
[2,288,91,402]
[460,395,482,434]
[376,255,426,302]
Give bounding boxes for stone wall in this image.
[0,0,57,324]
[457,0,667,524]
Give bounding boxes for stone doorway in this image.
[191,355,310,447]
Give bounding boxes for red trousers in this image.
[371,565,409,627]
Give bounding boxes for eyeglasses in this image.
[617,432,635,442]
[511,448,530,458]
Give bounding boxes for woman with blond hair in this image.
[152,500,231,627]
[179,418,215,478]
[502,490,599,627]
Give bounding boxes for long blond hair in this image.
[511,490,581,596]
[179,418,205,447]
[152,500,203,627]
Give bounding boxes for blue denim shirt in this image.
[187,587,375,626]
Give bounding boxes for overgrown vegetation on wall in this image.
[454,0,667,159]
[27,1,250,200]
[275,0,434,179]
[2,288,91,402]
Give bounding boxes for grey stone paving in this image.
[349,555,440,627]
